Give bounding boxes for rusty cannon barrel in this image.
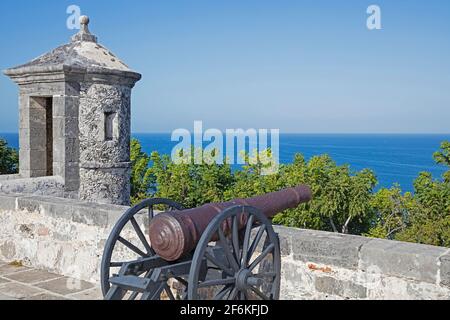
[148,185,312,261]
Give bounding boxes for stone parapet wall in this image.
[0,176,65,198]
[0,193,449,300]
[275,226,450,299]
[0,174,21,181]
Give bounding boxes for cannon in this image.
[101,185,312,300]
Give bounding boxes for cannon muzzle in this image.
[148,185,312,261]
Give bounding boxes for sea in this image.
[1,132,449,193]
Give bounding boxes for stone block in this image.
[19,82,65,96]
[439,251,450,288]
[0,245,15,262]
[52,139,65,164]
[52,96,65,117]
[28,293,68,300]
[17,196,41,212]
[69,287,103,300]
[53,163,64,177]
[0,263,30,276]
[35,277,94,295]
[65,83,81,96]
[0,194,18,211]
[38,198,75,220]
[19,169,32,179]
[359,239,447,284]
[19,107,30,129]
[19,128,30,148]
[53,116,79,139]
[28,105,46,126]
[65,117,79,138]
[289,228,371,269]
[280,260,309,290]
[18,93,29,109]
[53,95,79,118]
[29,132,47,151]
[28,170,47,178]
[274,226,293,257]
[72,202,109,227]
[29,150,47,171]
[315,276,367,299]
[0,283,42,299]
[52,116,65,138]
[64,178,80,193]
[315,276,344,297]
[66,138,80,162]
[17,195,73,220]
[5,269,61,284]
[19,149,31,171]
[278,233,291,257]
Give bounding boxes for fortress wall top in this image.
[0,193,448,299]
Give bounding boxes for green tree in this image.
[367,142,450,247]
[366,185,411,239]
[128,138,450,247]
[0,138,19,174]
[231,152,378,234]
[149,147,234,208]
[394,172,450,247]
[433,141,450,182]
[130,139,154,204]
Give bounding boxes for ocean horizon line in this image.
[2,132,450,136]
[132,132,450,135]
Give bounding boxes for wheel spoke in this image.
[249,243,275,271]
[142,282,165,300]
[250,286,270,300]
[128,291,139,300]
[247,225,266,264]
[232,215,240,263]
[228,287,238,300]
[204,251,234,276]
[198,277,236,288]
[148,206,154,219]
[214,285,233,300]
[241,214,254,267]
[164,284,175,300]
[218,227,239,271]
[130,217,153,255]
[117,236,148,257]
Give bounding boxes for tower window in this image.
[104,112,116,141]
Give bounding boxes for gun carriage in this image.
[101,185,312,300]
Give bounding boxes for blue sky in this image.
[0,0,449,133]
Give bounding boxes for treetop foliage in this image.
[0,138,18,175]
[2,137,448,247]
[130,139,450,248]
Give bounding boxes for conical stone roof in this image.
[4,16,141,81]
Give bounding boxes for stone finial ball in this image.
[79,15,90,25]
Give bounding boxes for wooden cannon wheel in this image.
[188,205,281,300]
[100,198,185,299]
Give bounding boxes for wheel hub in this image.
[235,268,263,291]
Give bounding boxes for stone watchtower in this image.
[4,16,141,205]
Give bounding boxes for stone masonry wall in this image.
[0,193,449,300]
